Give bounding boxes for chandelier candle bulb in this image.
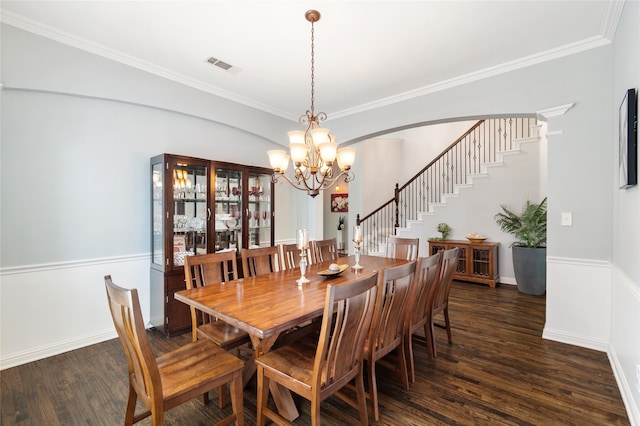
[311,128,331,145]
[289,143,308,164]
[319,142,338,163]
[288,131,306,144]
[267,150,287,172]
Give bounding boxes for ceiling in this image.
[0,1,623,121]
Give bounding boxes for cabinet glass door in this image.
[151,162,164,266]
[172,162,208,267]
[247,171,273,248]
[214,167,243,252]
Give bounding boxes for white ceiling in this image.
[0,1,623,121]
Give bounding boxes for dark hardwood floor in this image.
[1,281,630,425]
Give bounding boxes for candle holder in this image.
[296,229,310,285]
[352,241,363,271]
[352,225,363,271]
[297,250,310,285]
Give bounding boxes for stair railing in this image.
[357,117,537,255]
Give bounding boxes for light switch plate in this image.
[561,212,572,226]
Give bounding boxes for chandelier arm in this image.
[272,172,315,192]
[272,169,354,197]
[316,170,355,190]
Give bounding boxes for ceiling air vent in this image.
[206,57,240,74]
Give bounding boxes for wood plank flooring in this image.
[1,281,630,425]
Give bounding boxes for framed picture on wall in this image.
[619,88,637,189]
[331,193,349,212]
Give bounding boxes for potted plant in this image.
[494,197,547,295]
[436,222,451,240]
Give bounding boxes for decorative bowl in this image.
[467,237,486,244]
[318,264,349,277]
[466,233,486,244]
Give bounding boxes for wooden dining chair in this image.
[404,254,441,383]
[184,251,252,407]
[385,236,419,260]
[430,247,459,357]
[280,242,312,270]
[363,260,417,421]
[104,275,244,426]
[241,246,280,277]
[255,271,379,426]
[311,238,338,263]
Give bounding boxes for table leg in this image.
[251,334,300,421]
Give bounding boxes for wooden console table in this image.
[428,240,499,287]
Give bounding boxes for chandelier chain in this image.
[310,20,315,116]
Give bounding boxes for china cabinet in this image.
[428,240,499,288]
[150,154,274,336]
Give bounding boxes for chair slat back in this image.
[184,251,238,290]
[433,248,459,312]
[280,243,312,270]
[385,236,419,261]
[314,271,378,389]
[409,253,442,327]
[312,238,338,263]
[241,246,280,277]
[104,275,160,408]
[369,261,417,357]
[184,251,239,342]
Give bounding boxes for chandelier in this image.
[268,10,356,198]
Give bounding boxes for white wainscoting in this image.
[544,257,640,425]
[608,266,640,426]
[543,256,611,351]
[0,254,150,370]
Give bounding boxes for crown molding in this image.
[1,7,617,122]
[0,10,296,121]
[331,36,608,119]
[537,103,575,118]
[601,0,626,42]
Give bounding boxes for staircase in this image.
[356,117,542,256]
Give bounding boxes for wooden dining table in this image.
[174,254,410,421]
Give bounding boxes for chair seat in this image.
[156,339,244,401]
[197,321,251,350]
[256,335,317,388]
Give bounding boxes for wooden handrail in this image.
[398,120,484,192]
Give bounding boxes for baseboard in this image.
[542,327,609,352]
[0,329,117,371]
[609,346,640,426]
[499,277,516,285]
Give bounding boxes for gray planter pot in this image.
[512,246,547,295]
